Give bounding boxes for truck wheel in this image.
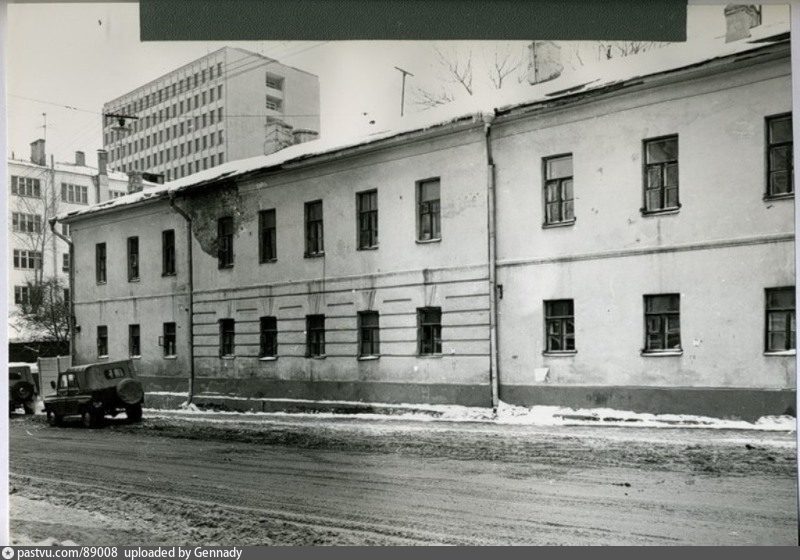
[126,403,143,423]
[15,382,33,402]
[47,411,62,427]
[82,409,104,428]
[23,402,35,415]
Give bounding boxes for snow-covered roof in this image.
[8,157,140,184]
[58,25,789,224]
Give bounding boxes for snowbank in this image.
[146,398,797,432]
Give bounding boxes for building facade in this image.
[61,34,795,420]
[7,141,133,346]
[102,47,320,182]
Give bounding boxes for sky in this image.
[4,3,788,169]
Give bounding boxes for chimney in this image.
[75,151,85,167]
[292,129,319,146]
[725,5,762,43]
[264,118,294,155]
[527,41,563,85]
[128,171,144,194]
[30,139,46,166]
[97,149,108,176]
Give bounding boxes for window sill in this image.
[162,272,177,278]
[98,355,109,360]
[543,350,577,356]
[764,193,794,202]
[418,354,443,359]
[307,354,327,360]
[259,259,277,264]
[96,281,107,286]
[641,350,683,357]
[129,355,141,360]
[358,355,380,361]
[259,356,278,361]
[640,206,681,217]
[542,219,576,229]
[357,246,379,251]
[218,264,234,270]
[304,252,325,259]
[764,350,796,356]
[128,278,140,283]
[220,355,235,360]
[163,355,177,360]
[416,238,442,245]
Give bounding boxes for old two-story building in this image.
[57,25,795,420]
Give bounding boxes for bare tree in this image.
[596,41,668,61]
[11,167,60,286]
[14,277,70,345]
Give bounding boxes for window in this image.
[643,294,681,353]
[129,324,141,356]
[265,96,283,111]
[61,183,88,205]
[304,200,324,257]
[259,316,277,358]
[259,209,277,262]
[543,155,574,225]
[11,212,42,233]
[766,114,793,198]
[219,319,235,357]
[265,74,284,90]
[97,326,108,357]
[127,237,140,281]
[13,250,42,270]
[217,216,234,268]
[10,176,41,198]
[358,311,380,357]
[417,178,441,241]
[163,322,177,357]
[766,287,795,352]
[14,286,30,305]
[62,252,70,273]
[306,315,325,357]
[357,190,378,249]
[544,300,575,352]
[417,307,442,355]
[643,136,679,213]
[162,229,176,275]
[96,243,107,283]
[63,289,70,306]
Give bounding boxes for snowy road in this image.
[8,413,799,545]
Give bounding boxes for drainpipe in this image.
[50,218,74,359]
[168,194,195,405]
[482,112,500,412]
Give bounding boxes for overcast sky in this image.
[5,3,785,168]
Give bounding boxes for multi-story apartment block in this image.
[101,47,320,182]
[60,25,795,420]
[7,140,136,345]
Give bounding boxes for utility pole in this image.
[394,66,414,117]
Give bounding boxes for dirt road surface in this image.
[8,412,799,545]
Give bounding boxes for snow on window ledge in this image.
[641,350,683,357]
[764,349,796,356]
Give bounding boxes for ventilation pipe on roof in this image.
[30,139,46,166]
[724,5,762,43]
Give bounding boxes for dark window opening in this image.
[643,136,679,213]
[162,229,176,275]
[417,179,441,241]
[418,307,442,355]
[96,243,107,284]
[305,201,324,257]
[306,315,325,357]
[357,190,379,249]
[543,155,574,225]
[129,324,141,356]
[218,217,234,268]
[259,316,278,358]
[97,325,108,357]
[358,311,380,357]
[766,287,795,352]
[545,299,575,352]
[127,236,139,281]
[766,114,793,198]
[219,318,235,357]
[163,322,177,357]
[644,294,681,352]
[259,209,277,262]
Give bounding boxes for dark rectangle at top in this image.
[140,0,687,41]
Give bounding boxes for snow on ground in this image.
[144,396,797,432]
